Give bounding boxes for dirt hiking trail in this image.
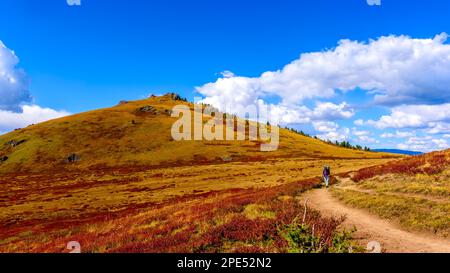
[303,188,450,253]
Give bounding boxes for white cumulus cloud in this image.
[397,136,449,152]
[0,105,70,132]
[380,130,415,138]
[0,41,31,112]
[0,40,71,134]
[313,121,339,133]
[311,102,354,120]
[197,33,450,113]
[316,127,351,143]
[367,103,450,129]
[196,33,450,148]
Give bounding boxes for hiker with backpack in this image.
[323,166,331,188]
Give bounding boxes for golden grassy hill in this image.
[0,93,406,253]
[0,94,398,173]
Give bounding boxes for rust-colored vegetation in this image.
[353,150,449,182]
[0,176,353,253]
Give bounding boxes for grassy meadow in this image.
[0,94,404,252]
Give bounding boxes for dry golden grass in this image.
[333,150,450,237]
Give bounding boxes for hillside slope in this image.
[0,94,397,173]
[0,94,406,253]
[333,149,450,237]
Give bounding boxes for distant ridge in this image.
[373,149,423,156]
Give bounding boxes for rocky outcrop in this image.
[67,154,81,163]
[137,105,158,114]
[5,140,26,148]
[165,92,187,101]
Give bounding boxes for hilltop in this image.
[0,94,396,173]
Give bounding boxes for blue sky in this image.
[1,0,450,151]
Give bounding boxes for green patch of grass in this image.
[279,223,356,253]
[243,204,276,220]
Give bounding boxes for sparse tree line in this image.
[284,127,372,152]
[169,93,371,152]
